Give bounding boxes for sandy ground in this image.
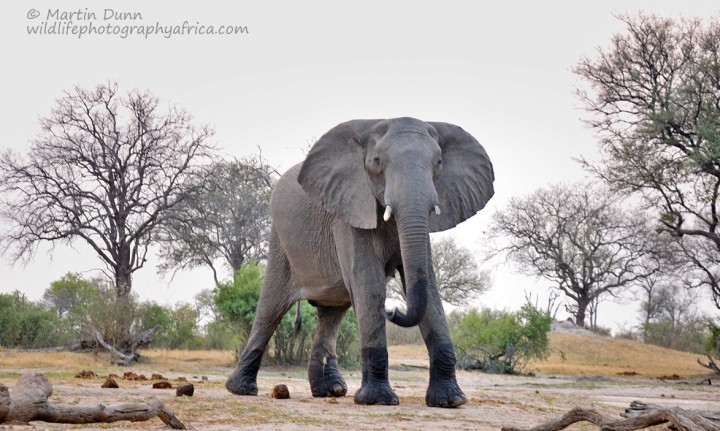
[0,357,718,431]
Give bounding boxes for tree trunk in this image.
[0,372,185,429]
[574,298,590,328]
[114,269,134,345]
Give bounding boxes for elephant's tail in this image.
[293,301,302,335]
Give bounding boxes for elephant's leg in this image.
[416,264,467,408]
[226,231,296,396]
[351,274,399,404]
[352,296,399,406]
[308,304,350,397]
[334,227,398,405]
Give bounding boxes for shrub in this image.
[213,262,264,342]
[450,304,552,374]
[0,291,67,348]
[643,316,710,354]
[336,309,360,368]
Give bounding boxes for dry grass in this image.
[142,349,235,369]
[0,350,109,372]
[528,333,709,378]
[0,333,711,379]
[0,349,235,379]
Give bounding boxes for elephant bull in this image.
[226,117,494,407]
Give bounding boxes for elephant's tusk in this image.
[383,205,393,222]
[433,205,441,215]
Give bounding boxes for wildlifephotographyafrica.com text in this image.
[26,8,249,39]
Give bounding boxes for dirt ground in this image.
[1,353,718,431]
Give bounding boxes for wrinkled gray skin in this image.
[226,118,494,407]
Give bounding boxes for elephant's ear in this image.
[429,122,495,232]
[298,120,379,230]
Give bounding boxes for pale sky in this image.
[1,1,719,332]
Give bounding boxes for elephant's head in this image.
[298,118,494,327]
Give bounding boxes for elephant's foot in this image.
[225,373,258,395]
[354,382,399,405]
[425,378,467,408]
[425,343,467,407]
[225,348,263,396]
[225,368,258,395]
[308,353,347,397]
[354,347,399,405]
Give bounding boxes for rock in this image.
[551,320,597,336]
[152,381,173,389]
[151,373,165,380]
[272,384,290,399]
[176,384,194,397]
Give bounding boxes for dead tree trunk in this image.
[0,372,185,429]
[502,401,720,431]
[697,355,720,375]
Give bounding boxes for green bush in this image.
[450,304,552,374]
[643,316,710,354]
[706,320,720,357]
[336,309,360,368]
[271,300,318,365]
[134,302,201,349]
[0,291,67,348]
[213,262,263,342]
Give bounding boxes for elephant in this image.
[225,117,494,407]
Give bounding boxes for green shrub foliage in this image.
[450,304,552,374]
[0,291,66,348]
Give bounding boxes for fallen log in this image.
[17,325,161,365]
[502,401,720,431]
[0,372,185,429]
[17,340,95,353]
[622,401,720,425]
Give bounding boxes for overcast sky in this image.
[1,1,719,332]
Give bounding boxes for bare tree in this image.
[0,82,215,341]
[489,183,660,327]
[156,154,275,285]
[575,13,720,307]
[387,237,490,307]
[635,274,674,329]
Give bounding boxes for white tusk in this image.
[383,205,393,222]
[433,205,441,215]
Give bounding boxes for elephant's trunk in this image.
[385,212,430,328]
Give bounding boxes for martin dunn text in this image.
[47,8,143,21]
